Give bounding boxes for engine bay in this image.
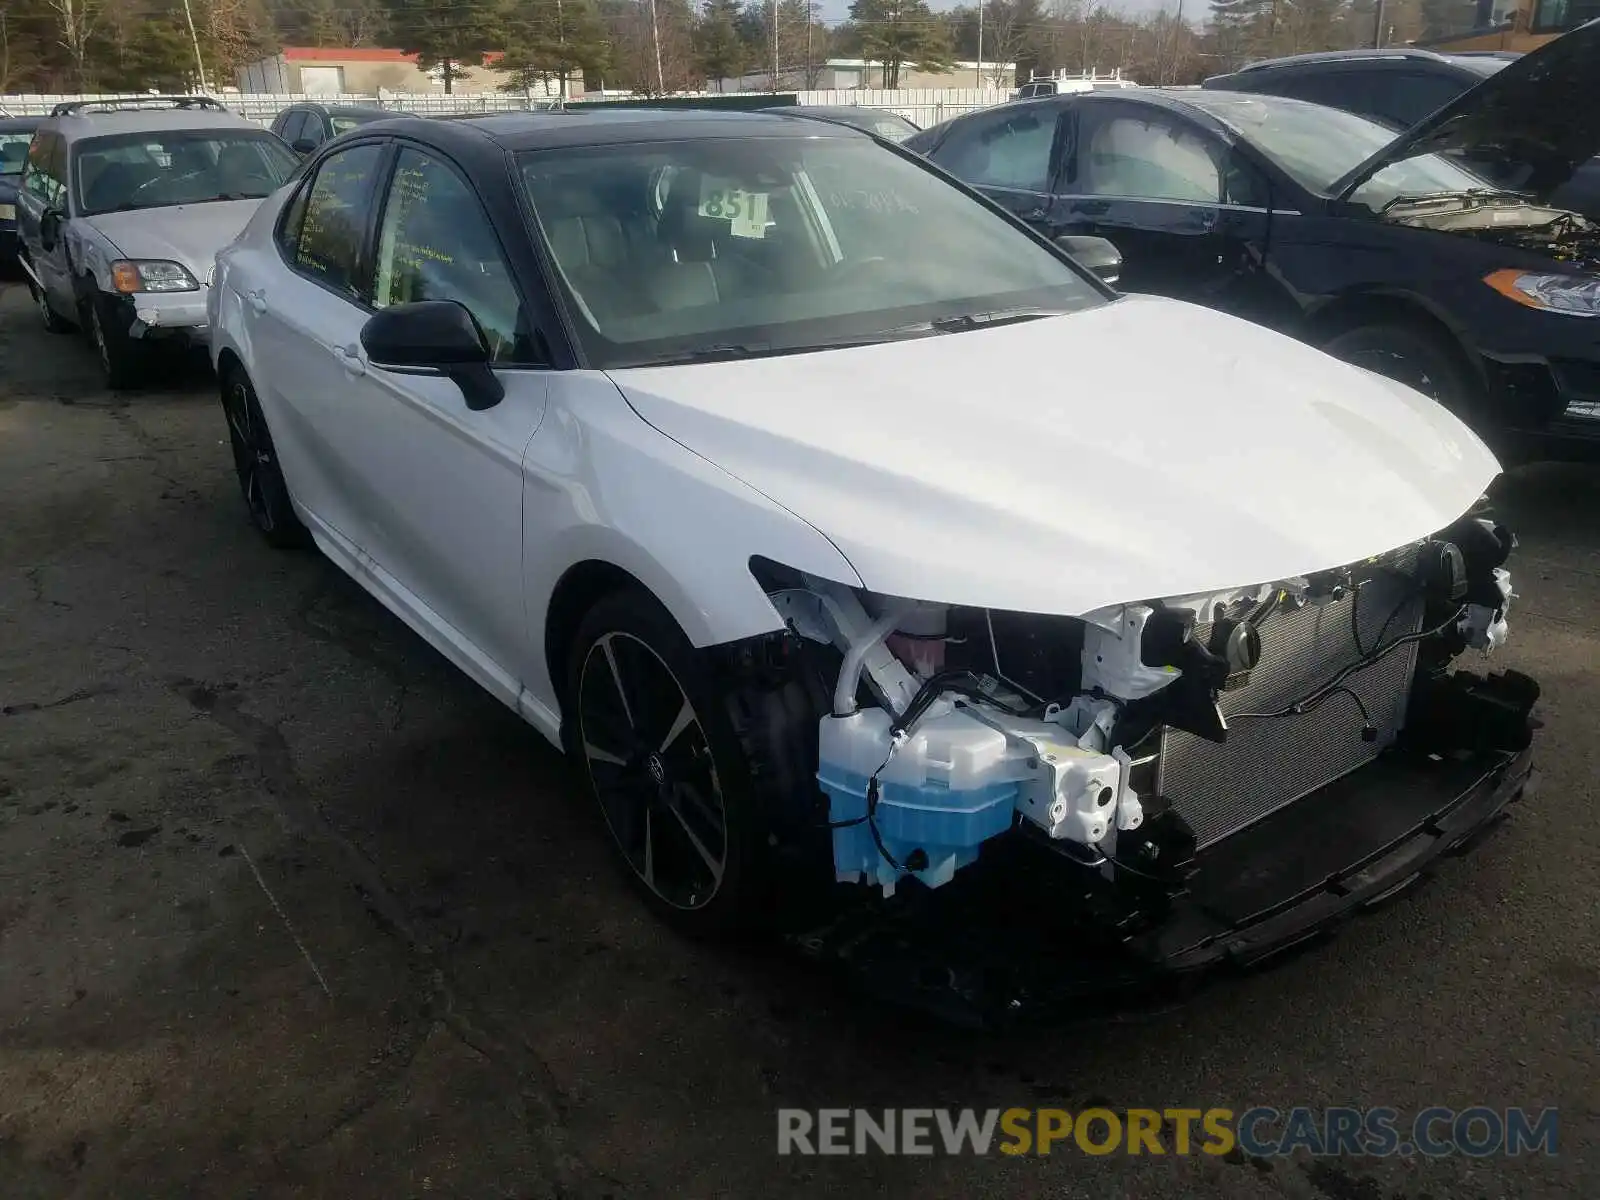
[1390,203,1600,272]
[749,505,1529,913]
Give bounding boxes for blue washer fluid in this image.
[817,708,1022,895]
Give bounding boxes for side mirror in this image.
[291,138,318,156]
[39,209,61,251]
[1055,234,1122,287]
[360,300,505,411]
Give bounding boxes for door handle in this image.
[245,288,266,315]
[336,344,366,377]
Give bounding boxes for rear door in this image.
[245,139,390,543]
[1054,100,1278,321]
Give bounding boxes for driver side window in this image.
[371,148,529,363]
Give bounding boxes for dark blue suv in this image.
[0,116,43,265]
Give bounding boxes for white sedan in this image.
[209,109,1536,989]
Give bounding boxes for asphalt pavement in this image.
[0,277,1595,1199]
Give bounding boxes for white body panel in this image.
[211,194,863,745]
[609,295,1500,617]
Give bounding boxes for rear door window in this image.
[290,142,386,300]
[931,105,1061,192]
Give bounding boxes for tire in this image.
[219,367,309,548]
[26,270,74,334]
[84,292,149,389]
[1321,321,1478,415]
[565,589,769,935]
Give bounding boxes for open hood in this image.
[1335,19,1600,206]
[607,296,1500,617]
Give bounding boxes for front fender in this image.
[522,373,863,714]
[68,222,119,293]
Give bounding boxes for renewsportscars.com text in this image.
[777,1106,1558,1158]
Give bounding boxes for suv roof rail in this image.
[49,94,229,117]
[1234,47,1448,73]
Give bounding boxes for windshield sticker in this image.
[698,176,769,239]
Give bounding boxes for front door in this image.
[329,144,549,693]
[16,130,73,309]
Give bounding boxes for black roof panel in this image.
[440,107,866,150]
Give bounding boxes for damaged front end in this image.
[741,503,1539,1022]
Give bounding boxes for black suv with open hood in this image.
[907,20,1600,461]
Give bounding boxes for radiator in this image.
[1157,568,1426,850]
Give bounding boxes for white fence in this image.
[796,87,1008,127]
[1,87,1008,129]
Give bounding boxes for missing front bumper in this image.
[792,744,1535,1027]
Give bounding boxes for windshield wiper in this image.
[928,307,1073,332]
[623,329,935,367]
[1382,187,1533,213]
[626,344,771,366]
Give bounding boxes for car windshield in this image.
[1453,56,1514,77]
[864,114,918,142]
[0,131,34,177]
[1180,92,1500,210]
[518,136,1104,368]
[75,130,299,215]
[822,110,918,141]
[331,114,380,134]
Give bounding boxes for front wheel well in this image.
[1306,293,1487,397]
[1306,295,1472,361]
[543,560,653,711]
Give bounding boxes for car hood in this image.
[606,296,1500,616]
[1335,19,1600,206]
[87,198,263,277]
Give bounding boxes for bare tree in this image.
[45,0,101,89]
[981,0,1028,87]
[0,11,13,93]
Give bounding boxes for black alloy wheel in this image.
[221,371,307,548]
[569,591,764,932]
[579,631,728,910]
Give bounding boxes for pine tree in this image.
[499,0,610,96]
[847,0,952,88]
[694,0,744,88]
[382,0,502,92]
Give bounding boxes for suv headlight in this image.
[110,260,200,294]
[1484,268,1600,317]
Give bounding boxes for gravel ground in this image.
[0,276,1595,1199]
